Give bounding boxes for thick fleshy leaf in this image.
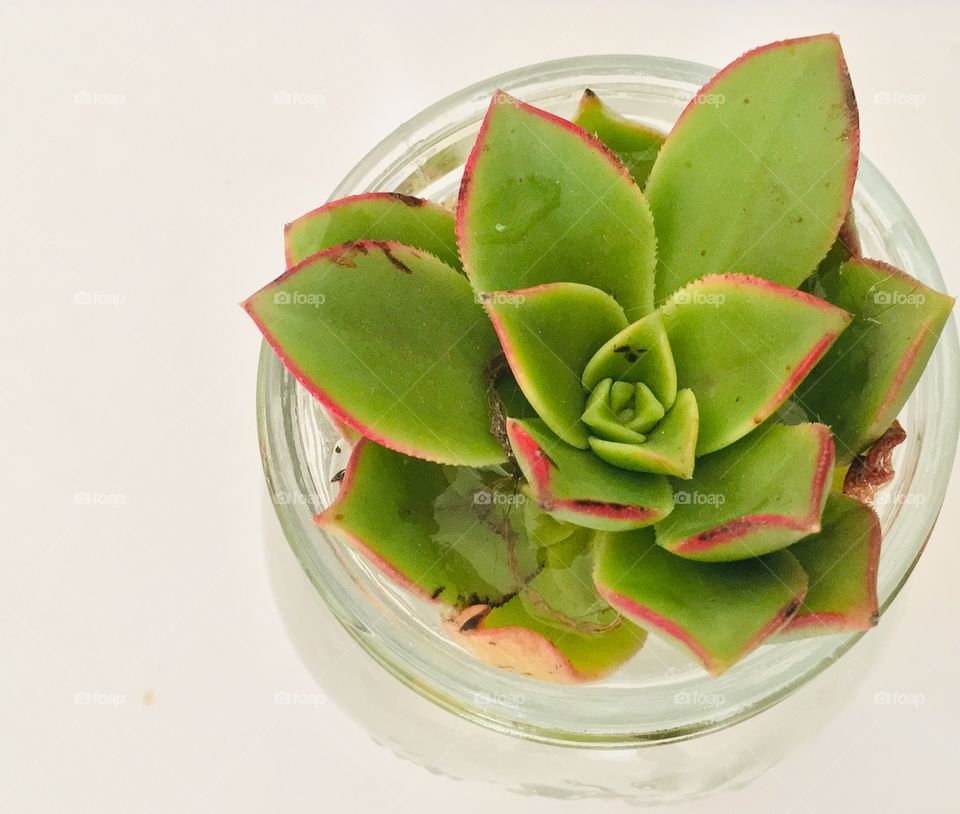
[654,423,834,561]
[581,312,677,409]
[485,283,627,448]
[572,89,664,187]
[646,35,859,301]
[594,528,807,675]
[316,440,539,606]
[796,258,954,463]
[284,192,460,270]
[660,274,851,455]
[447,537,646,683]
[507,418,674,531]
[588,388,699,478]
[245,241,504,466]
[783,493,880,636]
[458,91,657,318]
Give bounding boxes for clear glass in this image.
[257,55,959,800]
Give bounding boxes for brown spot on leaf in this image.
[781,598,801,620]
[340,241,369,256]
[329,252,357,268]
[331,469,346,484]
[843,420,907,504]
[458,608,488,632]
[388,191,426,207]
[374,241,413,273]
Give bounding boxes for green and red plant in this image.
[245,35,953,681]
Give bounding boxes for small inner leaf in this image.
[572,89,665,187]
[582,311,677,410]
[588,388,699,479]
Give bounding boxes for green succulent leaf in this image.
[646,35,859,302]
[507,417,674,531]
[581,311,677,409]
[572,89,664,187]
[284,192,460,270]
[594,528,808,675]
[583,379,658,443]
[654,423,834,561]
[588,388,699,478]
[458,91,658,318]
[316,439,540,606]
[448,536,646,683]
[782,493,880,636]
[485,283,627,448]
[244,240,504,466]
[660,274,851,455]
[796,258,955,463]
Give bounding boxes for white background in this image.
[3,1,960,811]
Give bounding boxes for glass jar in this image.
[256,55,959,803]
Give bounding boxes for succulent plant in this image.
[246,35,954,681]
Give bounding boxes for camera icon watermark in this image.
[476,291,526,307]
[691,92,725,108]
[873,290,926,307]
[673,289,725,308]
[473,490,526,507]
[273,91,326,107]
[673,490,725,507]
[873,689,925,707]
[74,690,126,707]
[74,491,126,508]
[673,690,726,707]
[473,691,526,710]
[74,291,126,307]
[273,290,326,307]
[873,90,925,108]
[74,90,126,107]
